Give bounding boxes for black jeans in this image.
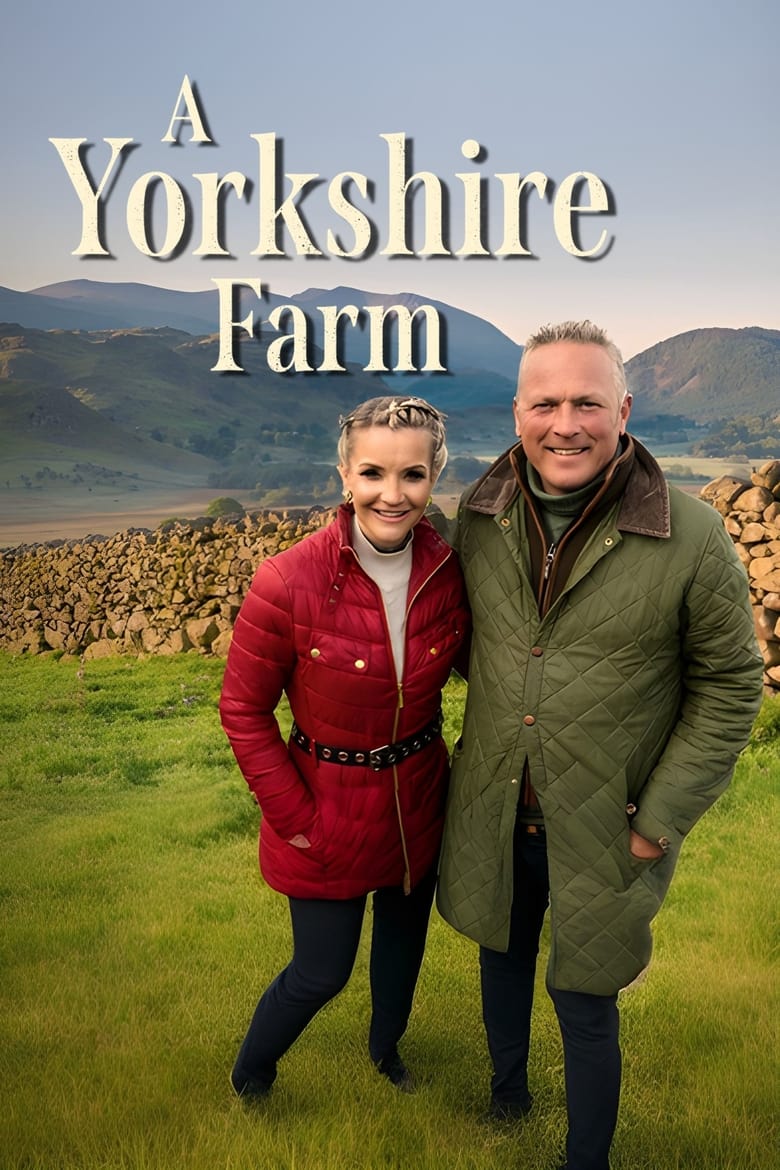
[232,866,437,1092]
[479,818,620,1170]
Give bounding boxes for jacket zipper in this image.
[389,681,412,894]
[343,539,453,895]
[531,452,626,616]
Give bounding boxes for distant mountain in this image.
[0,285,127,333]
[0,286,777,510]
[625,327,780,422]
[6,279,522,386]
[27,280,220,335]
[6,282,776,423]
[286,285,520,380]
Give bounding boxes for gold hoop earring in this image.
[343,489,353,504]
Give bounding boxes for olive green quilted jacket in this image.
[437,438,764,994]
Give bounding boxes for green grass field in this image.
[1,654,777,1170]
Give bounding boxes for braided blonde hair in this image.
[337,396,448,478]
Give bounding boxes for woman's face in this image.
[339,424,435,551]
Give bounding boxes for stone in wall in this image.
[700,459,780,692]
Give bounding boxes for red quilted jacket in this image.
[219,505,470,899]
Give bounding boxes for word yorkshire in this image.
[49,77,616,374]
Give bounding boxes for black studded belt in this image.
[290,710,443,771]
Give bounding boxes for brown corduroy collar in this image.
[464,434,671,539]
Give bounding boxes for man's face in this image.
[513,341,631,495]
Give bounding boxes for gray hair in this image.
[517,320,628,402]
[337,396,448,479]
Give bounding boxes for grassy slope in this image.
[0,655,777,1170]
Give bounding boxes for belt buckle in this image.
[369,743,390,771]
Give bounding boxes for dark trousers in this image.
[479,819,621,1170]
[232,866,437,1092]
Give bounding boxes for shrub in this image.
[205,496,245,518]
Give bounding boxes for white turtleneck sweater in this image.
[351,516,413,681]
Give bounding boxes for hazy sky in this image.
[1,0,776,358]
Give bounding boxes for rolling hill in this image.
[625,326,780,421]
[0,283,777,517]
[3,281,776,420]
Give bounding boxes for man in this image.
[436,321,763,1170]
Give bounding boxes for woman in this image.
[220,395,469,1098]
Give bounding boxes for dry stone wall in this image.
[700,459,780,692]
[0,507,335,661]
[1,464,779,692]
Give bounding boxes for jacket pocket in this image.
[406,617,465,680]
[303,633,373,674]
[626,850,663,879]
[296,808,333,868]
